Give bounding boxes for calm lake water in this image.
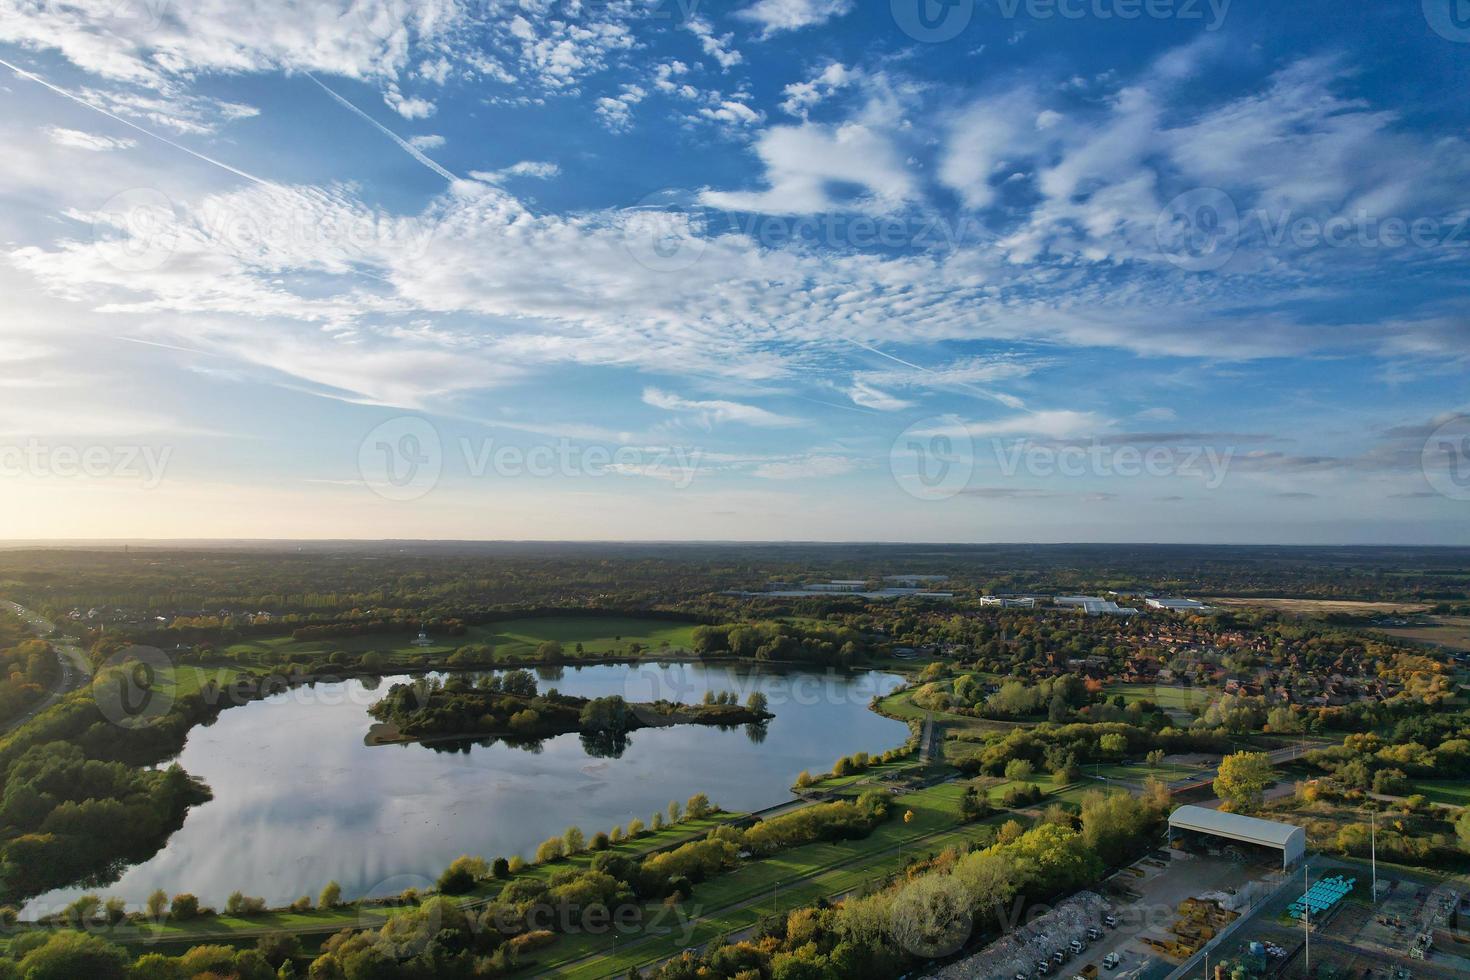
[27,663,905,914]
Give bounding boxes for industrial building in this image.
[1168,805,1306,870]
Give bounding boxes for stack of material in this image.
[925,891,1112,980]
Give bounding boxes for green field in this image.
[1410,780,1470,807]
[223,616,701,668]
[1104,682,1212,712]
[525,781,1024,978]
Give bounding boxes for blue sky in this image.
[2,0,1468,542]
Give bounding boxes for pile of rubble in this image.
[926,891,1112,980]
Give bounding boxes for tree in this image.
[746,691,769,714]
[169,893,200,920]
[1004,759,1035,782]
[536,837,566,863]
[437,856,486,895]
[17,931,130,980]
[1214,752,1275,810]
[627,817,645,837]
[491,857,511,878]
[318,880,342,909]
[668,801,682,824]
[1455,808,1470,855]
[146,889,168,920]
[564,826,586,854]
[1099,733,1128,758]
[1146,749,1167,770]
[686,793,714,819]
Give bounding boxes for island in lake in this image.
[366,669,773,745]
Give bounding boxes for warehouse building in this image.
[1168,805,1306,870]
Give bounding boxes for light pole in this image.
[1370,809,1378,905]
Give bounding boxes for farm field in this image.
[1377,616,1470,653]
[222,615,701,667]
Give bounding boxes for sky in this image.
[2,0,1469,544]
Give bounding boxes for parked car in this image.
[1087,927,1102,941]
[1103,953,1122,970]
[1070,940,1086,954]
[1103,914,1118,928]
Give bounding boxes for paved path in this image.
[2,600,91,733]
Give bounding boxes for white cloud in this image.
[751,454,856,479]
[408,134,446,150]
[43,126,136,152]
[642,388,801,428]
[595,84,646,131]
[469,160,561,184]
[846,382,914,412]
[780,63,858,119]
[384,83,436,119]
[699,99,764,129]
[961,410,1108,440]
[735,0,854,38]
[702,120,914,214]
[685,17,743,71]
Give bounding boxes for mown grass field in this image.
[222,616,700,668]
[1103,682,1211,712]
[1409,780,1470,807]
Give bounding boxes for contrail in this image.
[840,336,1023,407]
[306,74,459,184]
[0,56,271,187]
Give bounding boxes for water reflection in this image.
[26,663,903,915]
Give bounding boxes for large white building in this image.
[1055,596,1138,617]
[1147,597,1213,612]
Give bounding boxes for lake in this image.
[26,662,906,914]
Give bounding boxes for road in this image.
[1,600,91,733]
